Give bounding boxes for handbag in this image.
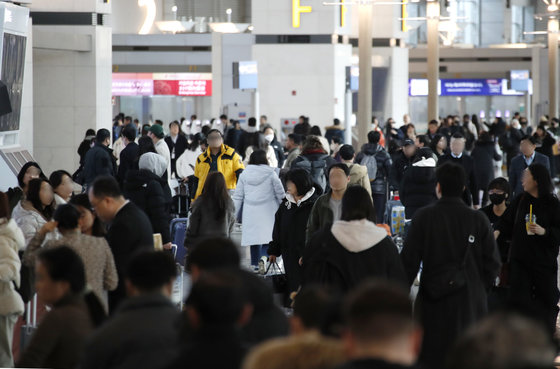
[421,242,472,300]
[263,261,288,296]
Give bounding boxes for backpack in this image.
[293,155,329,192]
[360,154,378,180]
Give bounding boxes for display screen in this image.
[408,78,526,97]
[0,32,26,132]
[112,73,212,97]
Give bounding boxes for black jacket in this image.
[123,169,172,244]
[356,143,392,194]
[165,134,188,161]
[178,270,289,347]
[83,143,117,186]
[389,151,413,192]
[471,140,501,194]
[499,127,523,158]
[401,197,500,369]
[399,165,437,219]
[225,129,244,153]
[117,142,139,187]
[268,191,319,292]
[497,193,560,268]
[438,153,478,206]
[508,152,550,197]
[81,294,180,369]
[269,139,285,168]
[106,202,154,312]
[303,224,407,293]
[168,325,247,369]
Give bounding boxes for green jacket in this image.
[305,193,333,244]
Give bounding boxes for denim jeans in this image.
[250,245,269,266]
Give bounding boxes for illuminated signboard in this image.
[112,73,212,96]
[408,79,527,97]
[292,0,312,28]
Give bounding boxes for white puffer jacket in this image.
[0,218,25,315]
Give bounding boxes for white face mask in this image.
[264,134,274,143]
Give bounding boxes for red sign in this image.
[153,79,212,96]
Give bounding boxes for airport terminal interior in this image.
[2,0,560,368]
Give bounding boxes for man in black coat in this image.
[89,176,154,313]
[400,162,500,369]
[438,133,478,207]
[165,121,189,178]
[117,124,139,187]
[389,139,416,192]
[81,251,180,369]
[336,283,422,369]
[169,269,249,369]
[186,238,289,346]
[509,135,551,197]
[82,129,117,188]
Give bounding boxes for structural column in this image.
[357,3,373,147]
[548,17,559,119]
[426,0,440,122]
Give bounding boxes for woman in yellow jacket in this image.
[192,129,245,200]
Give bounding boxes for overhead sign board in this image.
[409,78,528,97]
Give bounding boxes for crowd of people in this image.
[0,111,559,369]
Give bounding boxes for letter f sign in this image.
[292,0,312,28]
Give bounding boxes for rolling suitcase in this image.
[20,294,37,349]
[170,218,189,265]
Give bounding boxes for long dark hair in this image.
[69,194,106,237]
[429,134,445,154]
[341,186,376,223]
[249,149,268,165]
[199,172,231,220]
[527,163,555,200]
[17,162,47,188]
[27,178,54,220]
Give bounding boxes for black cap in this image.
[403,139,415,147]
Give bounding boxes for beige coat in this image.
[24,230,118,312]
[0,218,25,316]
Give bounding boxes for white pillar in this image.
[345,89,353,145]
[357,3,373,147]
[427,1,440,122]
[548,17,559,119]
[253,90,260,129]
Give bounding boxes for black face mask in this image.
[489,193,506,205]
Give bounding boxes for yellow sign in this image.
[401,0,409,32]
[340,0,346,27]
[292,0,312,28]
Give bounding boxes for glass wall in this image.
[405,0,536,47]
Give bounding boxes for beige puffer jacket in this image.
[0,218,25,315]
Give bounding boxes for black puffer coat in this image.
[123,169,172,244]
[400,163,437,219]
